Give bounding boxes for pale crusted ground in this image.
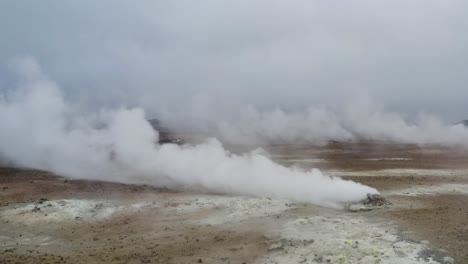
[0,142,467,264]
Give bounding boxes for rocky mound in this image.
[346,194,392,212]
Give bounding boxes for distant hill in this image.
[456,120,468,127]
[147,118,170,134]
[147,118,183,144]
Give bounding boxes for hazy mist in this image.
[1,1,468,123]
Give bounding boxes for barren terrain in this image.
[1,142,467,263]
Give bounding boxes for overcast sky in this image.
[1,0,468,122]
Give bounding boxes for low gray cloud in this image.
[1,1,467,123]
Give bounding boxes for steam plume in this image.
[0,58,377,208]
[215,102,468,146]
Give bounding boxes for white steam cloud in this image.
[0,58,378,209]
[216,101,468,146]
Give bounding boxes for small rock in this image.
[214,235,225,242]
[268,241,284,251]
[302,239,314,246]
[314,256,323,263]
[37,198,48,204]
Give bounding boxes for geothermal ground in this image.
[1,142,467,264]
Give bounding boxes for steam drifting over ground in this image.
[0,58,378,208]
[216,102,468,146]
